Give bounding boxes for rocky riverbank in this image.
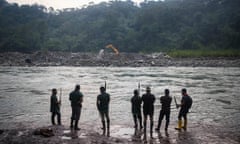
[0,122,239,144]
[0,51,240,67]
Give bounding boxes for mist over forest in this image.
[0,0,239,53]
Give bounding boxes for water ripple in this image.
[0,66,239,130]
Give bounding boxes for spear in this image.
[104,81,107,91]
[138,82,140,96]
[59,88,62,107]
[174,96,178,108]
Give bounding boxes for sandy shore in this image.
[0,52,240,67]
[0,122,239,144]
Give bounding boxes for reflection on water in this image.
[111,125,134,139]
[0,66,239,131]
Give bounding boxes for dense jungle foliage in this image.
[0,0,240,53]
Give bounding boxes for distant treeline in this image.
[0,0,240,53]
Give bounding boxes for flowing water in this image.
[0,66,239,131]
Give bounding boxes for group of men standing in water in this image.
[50,84,192,138]
[50,84,111,135]
[131,87,192,138]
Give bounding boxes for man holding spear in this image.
[175,88,192,131]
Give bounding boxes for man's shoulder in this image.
[142,94,147,97]
[132,96,140,100]
[98,93,105,98]
[183,95,190,99]
[187,95,192,101]
[51,95,56,98]
[104,93,110,97]
[148,93,154,96]
[97,94,102,98]
[161,95,172,100]
[79,91,83,96]
[131,96,135,100]
[70,91,75,95]
[151,94,155,98]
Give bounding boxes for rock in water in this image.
[25,58,32,64]
[33,128,54,137]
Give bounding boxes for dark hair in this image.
[165,89,169,95]
[134,89,139,95]
[146,87,151,93]
[182,88,187,93]
[100,86,105,92]
[75,85,80,90]
[52,88,57,94]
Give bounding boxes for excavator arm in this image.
[105,44,119,55]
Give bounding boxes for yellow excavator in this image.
[105,44,119,55]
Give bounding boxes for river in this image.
[0,66,239,132]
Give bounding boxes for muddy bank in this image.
[0,51,240,67]
[0,122,239,144]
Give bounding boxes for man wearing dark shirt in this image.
[69,85,83,130]
[142,87,155,138]
[50,88,61,125]
[155,89,172,131]
[131,89,143,129]
[97,87,110,136]
[175,88,192,131]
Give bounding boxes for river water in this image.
[0,66,239,131]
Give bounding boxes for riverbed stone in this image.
[0,51,240,67]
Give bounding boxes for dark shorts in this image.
[132,109,141,115]
[159,110,170,121]
[132,112,142,118]
[178,108,188,119]
[99,110,108,115]
[143,109,154,117]
[71,105,81,120]
[99,110,110,122]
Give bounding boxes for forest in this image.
[0,0,240,53]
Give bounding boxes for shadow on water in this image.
[130,128,172,144]
[175,131,197,144]
[157,131,171,144]
[131,128,143,143]
[111,125,134,139]
[128,130,198,144]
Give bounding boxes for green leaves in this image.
[0,0,240,53]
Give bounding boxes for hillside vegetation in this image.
[0,0,240,54]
